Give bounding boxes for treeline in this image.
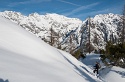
[100,42,125,68]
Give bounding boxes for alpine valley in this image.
[0,11,123,54]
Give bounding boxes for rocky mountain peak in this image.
[0,11,123,53]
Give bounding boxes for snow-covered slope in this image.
[0,11,123,53]
[102,66,125,82]
[0,11,82,52]
[0,16,103,82]
[0,11,82,40]
[80,53,125,82]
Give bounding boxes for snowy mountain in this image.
[0,11,82,52]
[80,13,122,51]
[0,11,123,53]
[0,15,102,82]
[0,15,125,82]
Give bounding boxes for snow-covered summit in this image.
[0,11,83,52]
[0,11,26,23]
[0,11,123,52]
[80,13,122,50]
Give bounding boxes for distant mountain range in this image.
[0,11,123,53]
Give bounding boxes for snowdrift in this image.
[0,16,101,82]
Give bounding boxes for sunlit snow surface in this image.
[0,16,102,82]
[0,16,124,82]
[81,53,125,82]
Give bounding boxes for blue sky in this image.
[0,0,125,20]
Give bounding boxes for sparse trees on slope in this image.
[100,5,125,68]
[100,41,125,68]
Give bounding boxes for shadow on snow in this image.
[111,70,125,78]
[58,51,98,82]
[0,78,9,82]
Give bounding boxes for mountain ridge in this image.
[0,11,123,53]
